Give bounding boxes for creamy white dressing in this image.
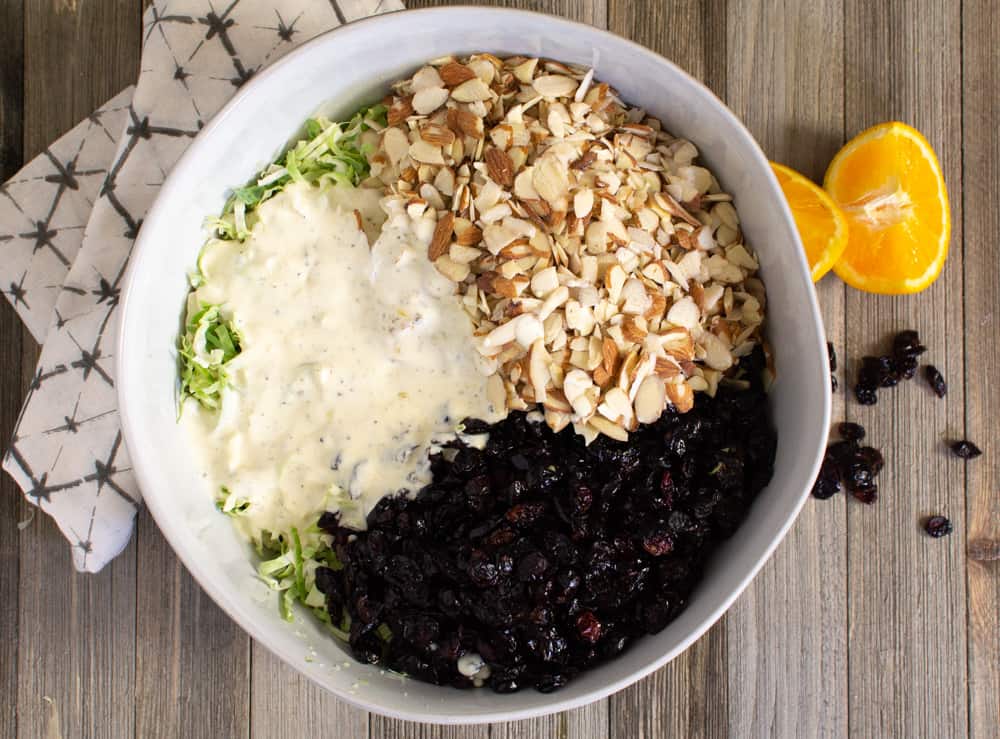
[183,181,500,538]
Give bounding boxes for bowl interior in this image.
[117,7,830,724]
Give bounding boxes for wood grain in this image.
[249,645,370,739]
[606,2,728,736]
[13,3,142,738]
[134,513,251,739]
[2,2,999,738]
[843,0,969,736]
[723,0,849,735]
[961,2,1000,737]
[0,0,24,733]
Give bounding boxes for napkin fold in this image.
[2,0,403,572]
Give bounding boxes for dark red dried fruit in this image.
[811,456,842,500]
[855,384,878,405]
[924,365,947,398]
[924,515,953,537]
[313,361,777,695]
[893,330,926,359]
[951,440,982,460]
[641,531,674,556]
[827,342,837,372]
[856,446,884,475]
[850,481,878,504]
[838,422,866,441]
[575,610,603,643]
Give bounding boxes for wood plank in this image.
[961,2,1000,737]
[134,512,251,739]
[0,1,24,735]
[606,1,728,736]
[249,645,370,739]
[843,0,968,736]
[15,2,141,738]
[722,0,849,735]
[407,0,606,28]
[370,717,489,739]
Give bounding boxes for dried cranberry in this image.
[892,330,926,359]
[855,384,878,405]
[924,365,947,398]
[951,440,982,460]
[924,516,953,538]
[850,481,878,504]
[641,531,674,556]
[811,457,842,500]
[575,610,603,643]
[856,446,884,475]
[838,422,866,441]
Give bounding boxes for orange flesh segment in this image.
[824,122,950,294]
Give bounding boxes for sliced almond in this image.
[588,414,629,442]
[532,74,579,98]
[420,123,456,147]
[665,379,694,413]
[412,86,450,115]
[409,139,445,165]
[387,96,414,126]
[485,147,515,187]
[451,78,493,103]
[428,212,455,261]
[447,107,485,138]
[439,62,477,87]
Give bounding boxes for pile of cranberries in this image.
[313,350,776,693]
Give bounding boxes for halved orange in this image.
[770,162,849,282]
[824,122,950,294]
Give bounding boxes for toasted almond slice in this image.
[412,65,445,91]
[653,191,701,227]
[634,375,666,423]
[440,61,477,87]
[382,127,410,165]
[544,409,571,433]
[532,157,569,204]
[512,58,539,84]
[434,254,470,282]
[387,96,414,126]
[666,296,699,329]
[428,211,455,261]
[420,123,456,147]
[602,336,618,374]
[573,188,594,219]
[412,86,450,115]
[452,78,493,102]
[588,414,629,442]
[665,379,694,413]
[485,147,515,187]
[532,74,579,98]
[528,338,551,403]
[409,140,446,165]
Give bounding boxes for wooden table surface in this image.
[1,1,997,737]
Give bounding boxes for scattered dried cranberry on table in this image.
[951,440,982,460]
[853,329,926,405]
[924,365,947,398]
[924,516,953,538]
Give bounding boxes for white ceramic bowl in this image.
[118,7,830,724]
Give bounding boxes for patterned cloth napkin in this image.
[1,0,403,572]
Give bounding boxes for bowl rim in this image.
[117,5,830,724]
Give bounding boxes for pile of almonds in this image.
[366,54,769,443]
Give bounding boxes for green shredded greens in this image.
[251,525,348,629]
[207,104,387,242]
[177,303,242,410]
[215,486,251,516]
